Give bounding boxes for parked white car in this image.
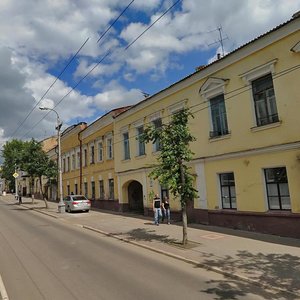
[64,195,91,213]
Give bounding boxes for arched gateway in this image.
[127,180,144,213]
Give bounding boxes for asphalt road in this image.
[0,199,274,300]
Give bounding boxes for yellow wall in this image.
[114,25,300,213]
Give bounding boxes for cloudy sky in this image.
[0,0,299,145]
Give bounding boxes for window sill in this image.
[251,120,282,132]
[122,158,131,163]
[135,154,146,159]
[209,133,231,143]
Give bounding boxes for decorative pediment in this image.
[291,41,300,53]
[199,77,228,100]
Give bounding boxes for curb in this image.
[21,204,300,299]
[82,225,300,298]
[0,274,9,300]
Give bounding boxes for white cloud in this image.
[0,0,299,143]
[93,80,142,110]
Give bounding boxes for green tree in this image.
[22,139,57,208]
[1,139,57,208]
[140,108,198,245]
[1,139,25,192]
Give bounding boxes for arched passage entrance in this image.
[128,181,144,213]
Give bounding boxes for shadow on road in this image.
[199,250,300,299]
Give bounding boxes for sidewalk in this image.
[3,195,300,298]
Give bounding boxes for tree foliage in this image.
[1,139,26,191]
[140,108,197,244]
[1,139,57,207]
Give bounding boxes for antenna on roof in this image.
[208,26,228,58]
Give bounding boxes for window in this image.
[160,185,169,199]
[137,126,145,156]
[210,94,229,138]
[108,179,114,199]
[90,145,95,164]
[252,74,279,126]
[63,158,66,173]
[67,185,70,195]
[75,183,78,195]
[264,167,291,210]
[123,132,130,160]
[67,157,70,172]
[99,180,104,200]
[84,182,88,198]
[91,181,95,200]
[98,141,103,161]
[76,152,80,169]
[71,154,75,170]
[219,173,236,209]
[153,118,162,151]
[107,137,113,159]
[84,149,87,167]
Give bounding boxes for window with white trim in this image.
[219,172,236,209]
[71,154,75,170]
[76,151,80,169]
[123,132,130,160]
[107,137,113,159]
[90,145,95,164]
[210,94,229,138]
[99,180,104,200]
[136,126,145,156]
[264,167,291,210]
[252,74,279,126]
[97,141,103,162]
[108,179,114,199]
[152,118,162,152]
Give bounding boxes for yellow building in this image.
[61,122,87,196]
[61,108,129,210]
[114,13,300,237]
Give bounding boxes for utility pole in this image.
[39,107,65,213]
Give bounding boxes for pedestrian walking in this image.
[162,196,171,224]
[18,190,22,204]
[153,194,162,225]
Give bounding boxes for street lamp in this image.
[39,107,65,213]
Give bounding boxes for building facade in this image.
[60,108,130,210]
[113,13,300,237]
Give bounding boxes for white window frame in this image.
[89,143,95,164]
[200,77,229,138]
[123,131,130,160]
[106,133,113,159]
[97,140,103,162]
[239,59,278,127]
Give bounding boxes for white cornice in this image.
[193,141,300,163]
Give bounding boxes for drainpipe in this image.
[78,131,83,195]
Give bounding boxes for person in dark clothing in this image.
[153,194,162,225]
[162,196,171,224]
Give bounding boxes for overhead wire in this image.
[13,0,136,140]
[10,37,90,138]
[102,63,300,148]
[22,0,183,139]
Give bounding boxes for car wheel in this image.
[67,206,71,213]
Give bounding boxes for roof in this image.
[116,11,300,118]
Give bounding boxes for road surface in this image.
[0,198,279,299]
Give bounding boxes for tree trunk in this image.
[39,176,48,209]
[179,161,188,245]
[182,203,188,245]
